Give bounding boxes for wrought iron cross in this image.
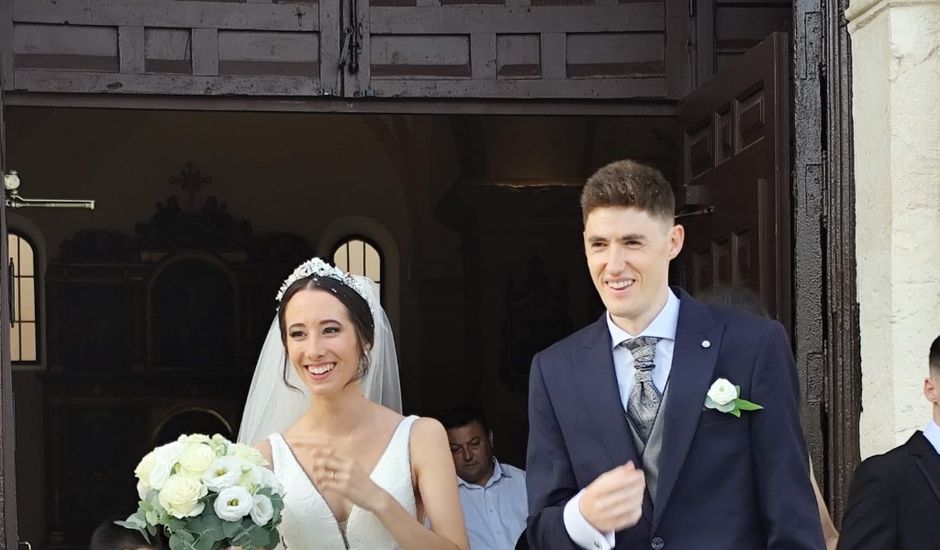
[169,162,211,211]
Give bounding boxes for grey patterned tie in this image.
[623,336,662,443]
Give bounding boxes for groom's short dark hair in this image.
[930,336,940,375]
[581,160,675,223]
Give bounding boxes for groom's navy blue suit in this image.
[526,288,824,549]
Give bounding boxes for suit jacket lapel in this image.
[653,289,723,528]
[909,432,940,505]
[575,315,639,467]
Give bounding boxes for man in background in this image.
[837,335,940,550]
[441,406,528,550]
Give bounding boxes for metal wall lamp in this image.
[3,170,95,210]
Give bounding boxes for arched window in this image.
[8,231,40,363]
[332,237,383,301]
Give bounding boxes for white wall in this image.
[847,0,940,457]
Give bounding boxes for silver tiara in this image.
[276,257,374,313]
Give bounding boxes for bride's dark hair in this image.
[277,275,375,390]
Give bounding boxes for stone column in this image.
[846,0,940,457]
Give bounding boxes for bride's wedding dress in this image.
[268,416,419,550]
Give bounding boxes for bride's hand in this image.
[310,445,388,512]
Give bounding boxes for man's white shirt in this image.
[458,459,528,550]
[924,419,940,456]
[563,289,680,550]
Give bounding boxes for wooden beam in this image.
[119,26,145,74]
[369,77,666,99]
[370,5,664,34]
[2,90,677,116]
[14,0,319,31]
[540,33,566,80]
[694,0,715,83]
[14,70,319,96]
[192,28,220,76]
[664,0,692,98]
[0,0,13,88]
[0,84,19,550]
[471,33,497,80]
[319,0,341,96]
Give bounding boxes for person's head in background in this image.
[440,406,495,486]
[926,336,940,424]
[90,518,168,550]
[695,283,768,318]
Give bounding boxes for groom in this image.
[525,160,824,549]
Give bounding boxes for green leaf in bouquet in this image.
[145,509,161,526]
[115,512,151,543]
[192,531,217,550]
[164,515,186,532]
[222,519,244,539]
[267,528,281,549]
[169,533,194,550]
[251,525,276,549]
[188,506,225,544]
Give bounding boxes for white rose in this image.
[158,474,208,519]
[705,378,739,412]
[178,443,216,477]
[179,434,212,446]
[134,451,158,482]
[149,461,173,491]
[230,443,267,466]
[155,441,184,465]
[210,434,230,456]
[202,457,242,492]
[214,486,254,522]
[250,494,275,526]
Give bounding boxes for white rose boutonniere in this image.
[704,378,763,417]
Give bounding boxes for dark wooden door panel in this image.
[0,81,20,550]
[358,1,675,99]
[6,0,339,96]
[0,0,700,100]
[676,32,790,331]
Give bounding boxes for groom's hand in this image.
[579,461,646,532]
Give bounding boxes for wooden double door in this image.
[0,24,841,550]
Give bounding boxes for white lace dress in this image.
[268,416,419,550]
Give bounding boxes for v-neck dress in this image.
[268,415,419,549]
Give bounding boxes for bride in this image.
[237,258,469,550]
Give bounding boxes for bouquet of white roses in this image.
[119,433,284,550]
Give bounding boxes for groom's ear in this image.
[488,431,494,448]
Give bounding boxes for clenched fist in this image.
[580,461,646,532]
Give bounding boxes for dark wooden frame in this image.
[0,0,860,532]
[0,82,20,550]
[793,0,859,523]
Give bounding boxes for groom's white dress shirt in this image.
[924,419,940,456]
[563,289,680,550]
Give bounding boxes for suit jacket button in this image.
[651,537,664,550]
